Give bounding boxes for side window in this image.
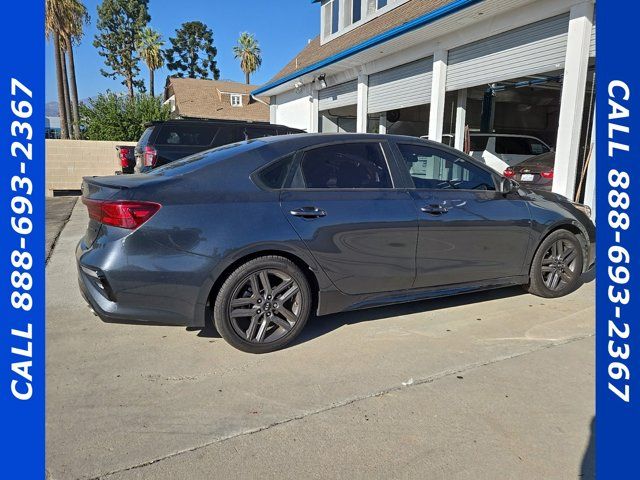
[212,126,245,147]
[156,124,216,146]
[397,144,496,191]
[298,143,392,189]
[255,155,295,189]
[494,137,550,156]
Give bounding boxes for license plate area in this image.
[520,173,535,182]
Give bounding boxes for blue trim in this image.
[253,0,484,95]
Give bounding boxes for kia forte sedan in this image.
[77,134,595,353]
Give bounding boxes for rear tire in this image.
[526,229,584,298]
[213,256,311,353]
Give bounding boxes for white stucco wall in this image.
[272,88,313,132]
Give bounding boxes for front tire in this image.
[213,256,311,353]
[526,229,584,298]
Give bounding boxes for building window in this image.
[352,0,362,23]
[322,0,341,37]
[377,0,388,8]
[231,94,242,107]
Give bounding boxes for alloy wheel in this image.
[541,239,579,291]
[228,269,302,344]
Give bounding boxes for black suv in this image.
[134,119,304,172]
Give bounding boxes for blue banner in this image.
[596,1,639,477]
[0,0,45,477]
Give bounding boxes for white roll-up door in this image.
[367,57,433,114]
[446,14,570,91]
[590,23,595,57]
[318,80,358,111]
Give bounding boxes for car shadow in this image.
[190,271,595,345]
[580,416,595,479]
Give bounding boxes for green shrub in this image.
[80,92,170,141]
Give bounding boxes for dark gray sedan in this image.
[77,134,595,353]
[504,152,555,191]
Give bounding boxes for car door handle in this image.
[421,204,449,216]
[290,207,327,219]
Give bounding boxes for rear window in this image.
[469,135,490,152]
[137,126,154,147]
[156,124,216,146]
[495,137,550,156]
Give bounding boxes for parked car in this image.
[425,133,553,173]
[116,145,135,174]
[78,134,594,353]
[504,152,555,191]
[134,119,304,172]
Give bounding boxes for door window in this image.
[297,143,392,189]
[397,144,496,191]
[495,136,550,155]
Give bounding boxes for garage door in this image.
[446,14,570,91]
[368,57,433,114]
[318,80,358,110]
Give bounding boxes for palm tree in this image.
[137,28,164,97]
[46,0,89,139]
[233,32,262,85]
[45,0,69,138]
[62,0,89,139]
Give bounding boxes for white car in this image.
[425,133,553,173]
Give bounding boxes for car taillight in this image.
[540,170,554,179]
[82,199,161,229]
[118,147,130,168]
[504,167,515,178]
[144,146,157,167]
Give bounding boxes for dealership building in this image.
[254,0,596,215]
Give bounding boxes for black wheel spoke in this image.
[259,271,272,296]
[246,314,261,340]
[255,319,269,342]
[276,306,297,324]
[272,278,293,297]
[277,285,299,304]
[560,271,573,283]
[230,308,255,318]
[249,274,260,296]
[270,314,292,331]
[563,249,577,265]
[231,297,254,307]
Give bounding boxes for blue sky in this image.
[46,0,319,102]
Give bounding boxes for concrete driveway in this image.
[46,201,595,480]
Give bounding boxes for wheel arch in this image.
[202,249,321,327]
[529,221,589,276]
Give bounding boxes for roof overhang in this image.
[252,0,485,96]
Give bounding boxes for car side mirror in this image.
[498,177,517,195]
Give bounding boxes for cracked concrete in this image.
[47,201,595,480]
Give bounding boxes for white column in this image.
[454,89,467,151]
[356,73,369,133]
[310,88,319,133]
[379,112,388,134]
[428,48,448,143]
[583,106,596,221]
[269,98,277,124]
[552,2,594,198]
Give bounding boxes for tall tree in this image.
[62,0,89,139]
[45,0,69,138]
[233,32,262,85]
[136,27,164,97]
[165,21,220,80]
[94,0,150,100]
[60,43,73,132]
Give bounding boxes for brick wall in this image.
[46,139,137,196]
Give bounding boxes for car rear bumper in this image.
[76,234,211,327]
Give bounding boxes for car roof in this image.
[469,133,545,140]
[144,118,304,131]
